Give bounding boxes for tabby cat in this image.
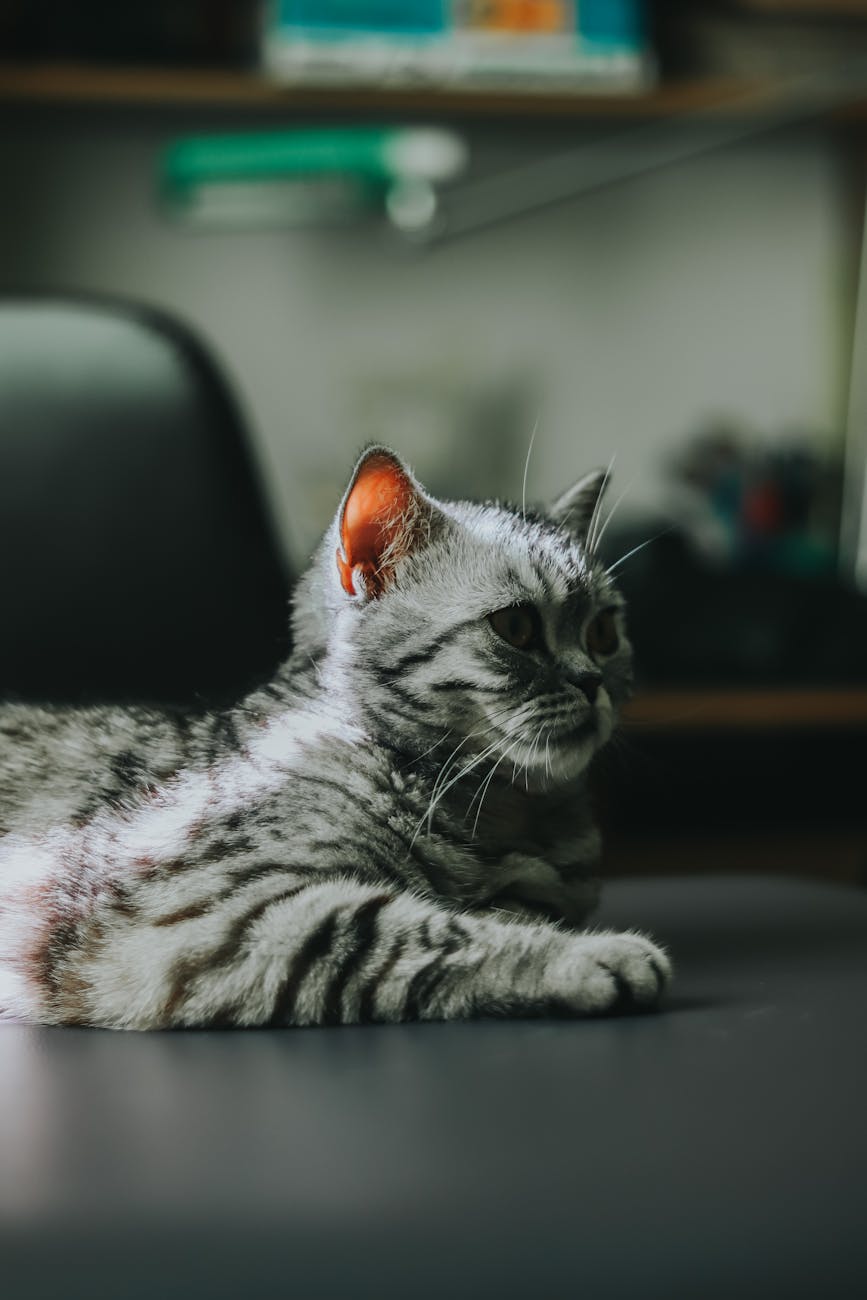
[0,446,670,1028]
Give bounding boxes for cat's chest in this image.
[445,775,589,857]
[390,763,598,908]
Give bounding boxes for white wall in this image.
[0,110,853,564]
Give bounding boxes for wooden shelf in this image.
[622,687,867,731]
[604,826,867,885]
[1,61,866,120]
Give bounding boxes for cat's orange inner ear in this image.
[338,454,417,597]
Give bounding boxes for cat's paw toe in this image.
[561,931,671,1015]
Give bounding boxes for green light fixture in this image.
[162,126,467,234]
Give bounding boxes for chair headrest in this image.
[0,297,291,706]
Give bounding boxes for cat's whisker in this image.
[586,452,616,557]
[592,477,633,560]
[466,745,503,833]
[424,736,476,833]
[469,739,521,839]
[520,415,540,522]
[442,735,504,798]
[426,704,517,812]
[533,727,547,778]
[606,526,673,575]
[527,720,547,773]
[416,716,514,845]
[414,736,504,845]
[409,728,454,767]
[428,718,500,801]
[464,726,524,821]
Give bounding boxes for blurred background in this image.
[1,0,867,883]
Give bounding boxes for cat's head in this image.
[294,446,632,784]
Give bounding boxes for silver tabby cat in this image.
[0,446,670,1028]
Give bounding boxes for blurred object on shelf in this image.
[161,125,467,230]
[599,425,867,687]
[603,524,867,686]
[0,0,260,67]
[666,424,842,575]
[655,0,867,80]
[262,1,655,93]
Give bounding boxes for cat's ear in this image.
[336,446,434,600]
[548,468,609,544]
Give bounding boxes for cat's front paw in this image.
[553,930,671,1015]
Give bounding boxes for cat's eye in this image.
[586,608,619,657]
[488,604,540,651]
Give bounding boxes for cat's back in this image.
[0,698,189,834]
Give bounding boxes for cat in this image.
[0,445,670,1028]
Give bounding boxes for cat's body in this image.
[0,447,669,1028]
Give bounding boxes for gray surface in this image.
[2,874,866,1300]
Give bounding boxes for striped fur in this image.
[0,446,670,1028]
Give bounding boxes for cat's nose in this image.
[574,672,602,704]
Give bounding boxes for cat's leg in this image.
[323,886,668,1026]
[43,875,666,1029]
[3,863,670,1028]
[242,881,668,1027]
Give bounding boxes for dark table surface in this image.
[2,874,866,1300]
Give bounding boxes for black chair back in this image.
[0,296,291,705]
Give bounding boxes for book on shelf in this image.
[261,1,655,93]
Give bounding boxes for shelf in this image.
[2,62,866,120]
[622,687,867,731]
[604,826,867,885]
